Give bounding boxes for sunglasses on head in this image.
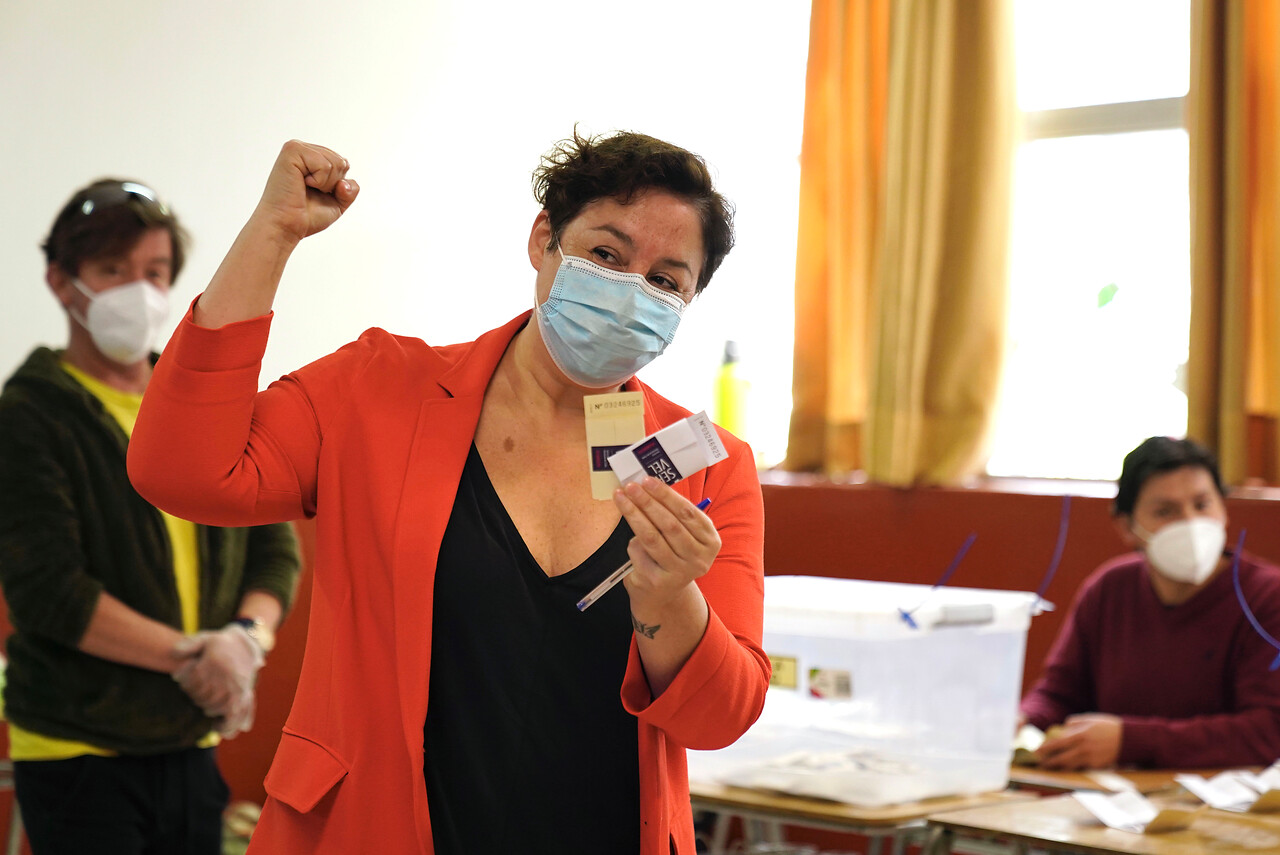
[77,181,169,218]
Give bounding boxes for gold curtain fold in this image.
[863,0,1016,485]
[1189,0,1280,484]
[783,0,890,473]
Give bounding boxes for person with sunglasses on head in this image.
[126,134,770,855]
[0,179,301,854]
[1020,436,1280,771]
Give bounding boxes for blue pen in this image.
[577,497,712,612]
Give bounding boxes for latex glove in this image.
[218,687,257,739]
[173,623,264,719]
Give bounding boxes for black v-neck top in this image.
[423,444,641,854]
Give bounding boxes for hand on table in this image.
[1036,713,1122,770]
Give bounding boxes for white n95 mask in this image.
[70,279,170,365]
[1137,517,1227,585]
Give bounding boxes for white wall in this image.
[1,1,810,462]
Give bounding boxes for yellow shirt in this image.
[8,362,209,760]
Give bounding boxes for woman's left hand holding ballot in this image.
[614,478,719,605]
[613,477,719,696]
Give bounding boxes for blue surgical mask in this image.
[535,248,685,388]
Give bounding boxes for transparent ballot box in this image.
[688,576,1042,807]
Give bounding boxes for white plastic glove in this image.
[218,687,257,739]
[173,623,265,726]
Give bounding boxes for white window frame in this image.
[1021,96,1186,142]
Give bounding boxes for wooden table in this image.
[1007,766,1250,796]
[924,792,1280,855]
[689,780,1036,855]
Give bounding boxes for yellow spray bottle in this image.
[715,340,748,437]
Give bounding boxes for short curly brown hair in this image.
[532,129,734,294]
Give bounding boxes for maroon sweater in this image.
[1020,551,1280,768]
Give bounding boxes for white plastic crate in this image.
[689,576,1042,807]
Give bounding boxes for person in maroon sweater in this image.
[1021,436,1280,770]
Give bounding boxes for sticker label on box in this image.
[809,668,853,700]
[768,655,798,689]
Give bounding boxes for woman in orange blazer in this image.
[128,133,770,854]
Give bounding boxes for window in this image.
[985,0,1192,480]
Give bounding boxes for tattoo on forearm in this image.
[631,613,661,639]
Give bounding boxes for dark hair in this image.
[531,129,735,293]
[42,179,189,282]
[1113,436,1226,517]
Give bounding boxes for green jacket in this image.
[0,347,300,754]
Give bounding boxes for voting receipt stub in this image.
[606,411,727,488]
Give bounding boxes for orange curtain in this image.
[783,0,889,474]
[784,0,1015,483]
[1188,0,1280,484]
[863,0,1015,486]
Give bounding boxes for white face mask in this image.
[70,279,169,364]
[1136,517,1227,585]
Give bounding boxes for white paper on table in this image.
[1086,770,1138,793]
[1175,773,1259,812]
[1073,790,1198,834]
[1178,768,1280,813]
[1240,761,1280,794]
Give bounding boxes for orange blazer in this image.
[129,308,770,854]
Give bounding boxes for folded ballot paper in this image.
[1073,790,1201,834]
[607,411,728,487]
[1176,764,1280,813]
[1012,723,1048,766]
